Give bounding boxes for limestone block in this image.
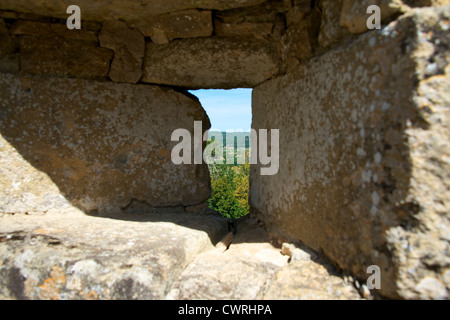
[318,0,406,46]
[251,7,450,299]
[0,73,211,214]
[404,0,450,4]
[340,0,409,34]
[284,0,312,27]
[0,18,17,73]
[132,10,212,44]
[0,0,268,22]
[215,0,287,23]
[0,211,227,299]
[318,0,349,47]
[279,10,318,72]
[99,20,145,83]
[263,260,360,300]
[19,36,113,79]
[213,0,288,39]
[0,53,19,73]
[10,20,98,43]
[168,218,289,300]
[12,20,106,78]
[214,20,274,40]
[319,0,450,47]
[143,37,279,89]
[0,18,14,55]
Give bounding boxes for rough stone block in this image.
[10,20,98,43]
[319,0,450,47]
[284,0,312,27]
[213,0,289,40]
[19,36,113,79]
[99,20,145,83]
[142,37,279,89]
[318,0,349,47]
[132,10,213,44]
[0,18,17,73]
[214,20,274,40]
[340,0,408,34]
[251,7,450,299]
[263,260,360,300]
[279,11,319,72]
[0,53,19,73]
[0,19,14,55]
[215,0,287,23]
[0,0,268,22]
[0,211,227,299]
[167,217,289,300]
[0,73,211,214]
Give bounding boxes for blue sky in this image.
[189,89,252,131]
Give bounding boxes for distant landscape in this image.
[206,131,251,220]
[207,131,251,148]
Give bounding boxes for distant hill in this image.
[207,131,251,149]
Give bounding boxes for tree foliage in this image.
[207,160,250,220]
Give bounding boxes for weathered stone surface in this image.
[251,7,450,299]
[340,0,408,34]
[284,0,312,27]
[215,0,287,23]
[318,0,349,47]
[0,18,14,55]
[318,0,406,46]
[99,20,145,83]
[132,10,212,44]
[395,50,450,299]
[19,36,113,79]
[0,10,41,20]
[263,260,360,300]
[0,136,73,214]
[167,217,290,299]
[0,53,19,73]
[341,1,450,35]
[10,20,105,77]
[214,20,274,40]
[0,0,268,21]
[0,210,361,300]
[143,37,279,89]
[279,10,318,72]
[168,217,359,300]
[0,0,447,302]
[319,0,450,46]
[0,211,228,300]
[405,0,450,4]
[281,243,318,262]
[0,73,211,214]
[0,18,17,72]
[10,20,98,43]
[213,0,287,39]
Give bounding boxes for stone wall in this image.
[0,0,291,87]
[0,0,316,214]
[0,0,449,299]
[0,1,227,214]
[251,4,450,299]
[0,74,211,214]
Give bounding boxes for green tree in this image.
[233,162,250,214]
[207,162,249,220]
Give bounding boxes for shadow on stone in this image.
[0,73,211,218]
